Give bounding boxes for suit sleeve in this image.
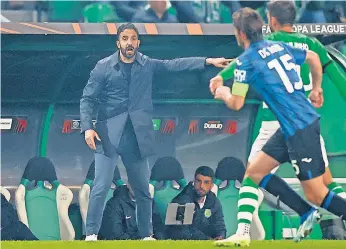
[151,57,206,74]
[80,62,105,133]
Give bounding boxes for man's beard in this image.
[195,189,207,198]
[120,45,137,59]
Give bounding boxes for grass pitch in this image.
[2,240,346,249]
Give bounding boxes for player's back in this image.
[266,31,330,90]
[237,40,319,138]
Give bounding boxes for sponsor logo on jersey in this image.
[234,69,246,82]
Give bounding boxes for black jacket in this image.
[1,194,38,241]
[167,182,226,240]
[98,185,165,240]
[80,52,206,158]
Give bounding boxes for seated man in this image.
[167,166,226,240]
[1,194,38,241]
[131,0,178,23]
[98,184,164,240]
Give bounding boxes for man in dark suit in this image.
[80,23,230,241]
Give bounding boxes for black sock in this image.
[321,191,346,220]
[260,174,313,217]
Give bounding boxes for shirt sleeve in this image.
[283,43,307,66]
[218,59,237,80]
[232,56,252,96]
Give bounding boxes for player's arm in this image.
[312,39,346,101]
[214,83,248,111]
[305,50,323,108]
[209,59,237,95]
[305,50,323,90]
[287,43,324,108]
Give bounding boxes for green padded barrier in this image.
[215,180,239,237]
[23,179,61,240]
[151,180,183,221]
[83,3,122,23]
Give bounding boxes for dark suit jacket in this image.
[80,52,206,158]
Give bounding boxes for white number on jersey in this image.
[267,54,303,93]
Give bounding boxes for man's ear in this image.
[137,40,141,47]
[240,31,247,40]
[116,40,120,49]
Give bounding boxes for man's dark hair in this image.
[117,23,139,40]
[195,166,214,179]
[232,7,264,43]
[267,1,296,25]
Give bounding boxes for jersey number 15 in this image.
[267,54,303,93]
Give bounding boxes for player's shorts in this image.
[248,121,329,173]
[261,119,325,181]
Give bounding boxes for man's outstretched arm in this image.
[151,57,232,74]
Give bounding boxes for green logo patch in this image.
[204,209,212,218]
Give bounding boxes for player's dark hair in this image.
[232,8,264,43]
[267,1,296,25]
[195,166,214,179]
[117,23,139,40]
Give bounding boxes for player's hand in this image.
[209,75,224,95]
[309,87,324,108]
[206,58,233,68]
[85,129,101,150]
[214,86,231,102]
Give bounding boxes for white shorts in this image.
[248,121,329,173]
